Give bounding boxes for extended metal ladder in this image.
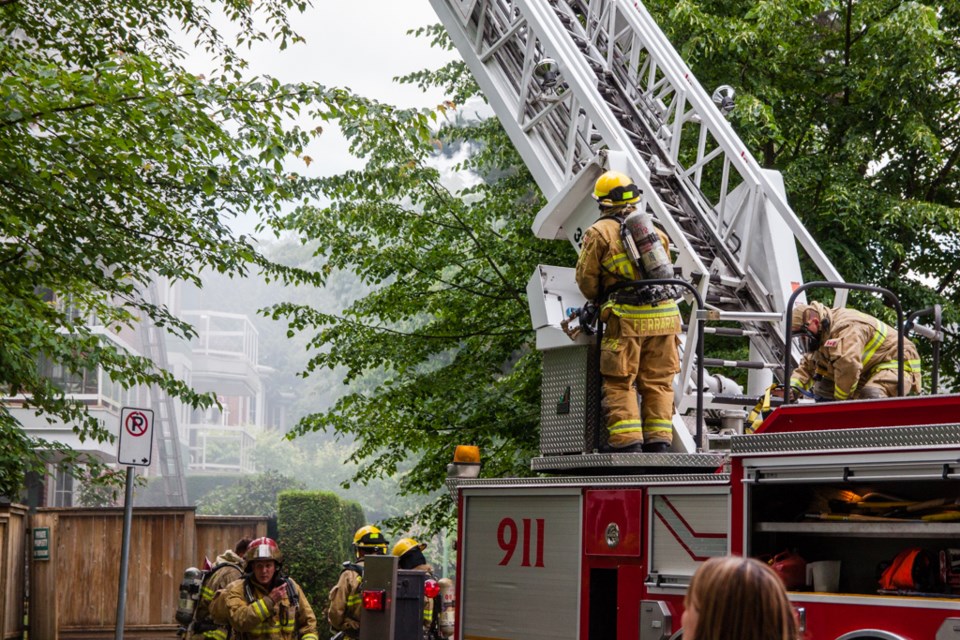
[141,281,188,505]
[431,0,845,422]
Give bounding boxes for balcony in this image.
[181,311,262,397]
[184,421,257,474]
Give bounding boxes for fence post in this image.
[30,510,59,640]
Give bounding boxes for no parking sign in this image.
[117,407,154,466]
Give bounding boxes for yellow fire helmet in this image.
[392,537,427,558]
[353,525,388,554]
[593,171,641,207]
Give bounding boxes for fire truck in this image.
[426,0,960,639]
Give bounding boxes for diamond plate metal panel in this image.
[541,345,592,454]
[532,452,726,473]
[447,473,729,491]
[731,424,960,455]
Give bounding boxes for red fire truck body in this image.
[451,395,960,640]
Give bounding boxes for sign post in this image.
[115,407,154,640]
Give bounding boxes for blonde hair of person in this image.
[683,556,799,640]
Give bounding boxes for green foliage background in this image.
[275,2,960,534]
[278,490,361,640]
[0,0,331,497]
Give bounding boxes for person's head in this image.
[353,525,388,559]
[790,301,829,353]
[593,171,641,212]
[392,537,428,570]
[683,556,798,640]
[244,537,282,586]
[235,537,252,557]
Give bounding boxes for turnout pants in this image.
[600,315,679,448]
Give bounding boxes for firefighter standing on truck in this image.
[327,525,389,639]
[393,537,439,639]
[789,301,922,400]
[210,537,318,640]
[189,538,251,640]
[575,170,681,454]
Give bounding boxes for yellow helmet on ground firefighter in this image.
[392,537,427,558]
[353,525,388,556]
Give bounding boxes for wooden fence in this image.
[0,504,27,640]
[9,507,268,640]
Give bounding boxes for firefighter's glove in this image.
[579,301,599,335]
[561,302,598,340]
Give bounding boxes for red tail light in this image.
[424,579,441,599]
[362,590,386,611]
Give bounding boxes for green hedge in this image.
[278,490,367,640]
[343,500,366,553]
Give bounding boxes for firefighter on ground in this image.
[210,537,318,640]
[788,301,922,400]
[327,525,389,639]
[393,537,439,639]
[189,538,251,640]
[575,170,681,453]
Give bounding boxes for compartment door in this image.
[461,488,582,640]
[647,487,729,587]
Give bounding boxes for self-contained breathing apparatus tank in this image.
[175,566,204,626]
[619,209,678,302]
[437,577,455,638]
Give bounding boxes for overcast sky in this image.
[184,0,459,234]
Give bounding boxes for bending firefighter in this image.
[789,301,922,400]
[575,170,681,453]
[210,537,318,640]
[327,525,389,639]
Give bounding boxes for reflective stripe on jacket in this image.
[211,577,318,640]
[575,216,680,337]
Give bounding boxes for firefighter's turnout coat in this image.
[191,550,245,640]
[575,215,681,448]
[327,560,364,638]
[791,306,922,400]
[211,575,318,640]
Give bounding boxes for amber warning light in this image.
[447,445,481,479]
[362,590,386,611]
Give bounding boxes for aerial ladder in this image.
[429,0,847,459]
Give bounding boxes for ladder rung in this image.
[698,310,783,322]
[702,358,778,370]
[704,327,759,337]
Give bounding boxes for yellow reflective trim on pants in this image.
[790,377,812,391]
[834,386,851,400]
[609,419,642,435]
[642,418,672,434]
[302,635,319,640]
[202,629,227,640]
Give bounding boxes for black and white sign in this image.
[117,407,154,466]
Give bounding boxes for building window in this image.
[53,468,74,507]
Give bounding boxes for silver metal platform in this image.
[446,472,730,496]
[530,451,727,473]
